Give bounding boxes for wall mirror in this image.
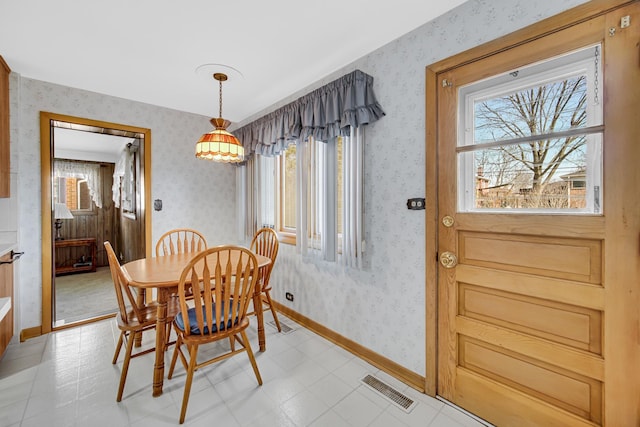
[40,112,152,332]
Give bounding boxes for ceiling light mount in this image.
[213,72,227,82]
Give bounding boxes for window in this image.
[276,138,327,249]
[75,179,91,210]
[120,150,137,216]
[53,159,103,211]
[276,137,345,253]
[279,144,297,235]
[253,127,363,267]
[53,177,94,213]
[457,45,603,213]
[258,155,275,229]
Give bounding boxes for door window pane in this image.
[471,136,599,209]
[458,45,602,214]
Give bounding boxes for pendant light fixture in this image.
[195,72,244,163]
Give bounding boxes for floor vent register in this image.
[267,320,295,334]
[361,374,416,412]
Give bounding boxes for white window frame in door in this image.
[457,44,603,214]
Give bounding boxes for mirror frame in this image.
[40,112,152,333]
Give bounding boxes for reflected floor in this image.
[54,266,117,325]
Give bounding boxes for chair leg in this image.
[116,331,136,402]
[264,291,282,332]
[112,331,124,364]
[133,330,143,348]
[241,330,263,385]
[229,336,235,351]
[165,321,172,345]
[168,334,182,379]
[179,344,199,424]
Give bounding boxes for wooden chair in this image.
[155,228,207,257]
[105,241,177,402]
[168,246,262,424]
[248,227,281,331]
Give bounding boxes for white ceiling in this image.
[0,0,466,124]
[54,128,134,163]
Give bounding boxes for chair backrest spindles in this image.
[250,228,279,291]
[177,246,258,338]
[156,228,207,257]
[105,241,144,324]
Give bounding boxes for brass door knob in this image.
[440,251,458,268]
[442,215,454,227]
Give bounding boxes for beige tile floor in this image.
[0,316,491,426]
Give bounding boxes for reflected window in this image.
[54,177,94,212]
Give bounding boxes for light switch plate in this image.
[407,198,425,210]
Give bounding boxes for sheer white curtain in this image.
[260,156,276,229]
[238,155,258,242]
[340,127,364,269]
[296,137,335,261]
[295,139,309,255]
[54,159,103,208]
[236,160,249,242]
[237,154,276,242]
[112,149,126,208]
[294,131,364,266]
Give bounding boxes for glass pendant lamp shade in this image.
[195,118,245,163]
[196,73,244,163]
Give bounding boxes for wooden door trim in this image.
[424,0,636,402]
[427,0,633,75]
[39,112,152,334]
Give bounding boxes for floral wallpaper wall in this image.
[12,76,239,331]
[237,0,588,375]
[10,0,589,378]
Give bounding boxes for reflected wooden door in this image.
[433,3,639,426]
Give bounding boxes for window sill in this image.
[278,233,296,246]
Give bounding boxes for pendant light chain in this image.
[218,77,223,118]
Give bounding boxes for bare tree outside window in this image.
[473,75,589,209]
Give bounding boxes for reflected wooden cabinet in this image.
[0,55,10,198]
[54,238,97,276]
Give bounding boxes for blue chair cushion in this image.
[175,301,238,335]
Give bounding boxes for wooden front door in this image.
[429,2,639,426]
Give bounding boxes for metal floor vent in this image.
[267,320,295,334]
[361,374,416,412]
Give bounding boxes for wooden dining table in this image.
[123,249,272,397]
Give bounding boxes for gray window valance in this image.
[234,69,385,157]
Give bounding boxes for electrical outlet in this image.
[285,292,294,302]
